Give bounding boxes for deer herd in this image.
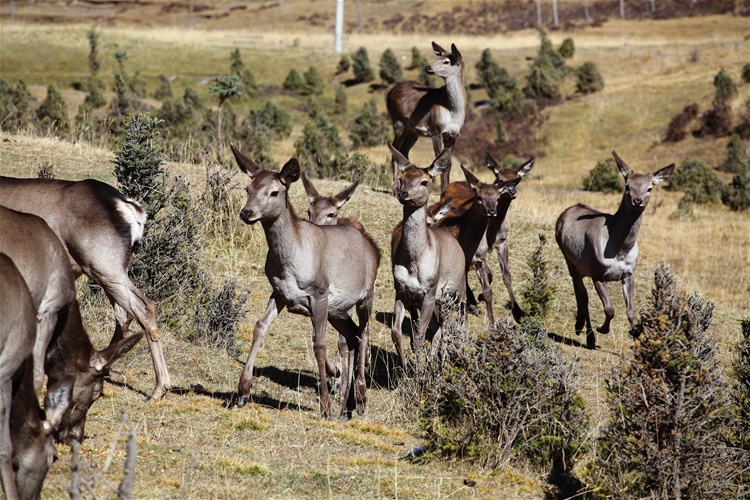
[0,41,675,498]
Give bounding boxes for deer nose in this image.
[239,209,253,223]
[632,197,643,207]
[487,209,496,216]
[397,191,408,201]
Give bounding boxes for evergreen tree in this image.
[717,133,748,174]
[379,48,403,84]
[36,84,70,136]
[283,68,304,92]
[351,46,375,83]
[349,99,387,149]
[302,66,325,96]
[294,109,347,178]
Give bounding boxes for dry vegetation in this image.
[0,2,749,498]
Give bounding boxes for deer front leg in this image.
[433,133,453,194]
[621,273,637,327]
[593,279,614,335]
[416,291,437,363]
[567,264,595,348]
[309,292,332,419]
[391,298,407,372]
[236,296,283,408]
[474,254,495,325]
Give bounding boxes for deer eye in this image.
[327,213,334,218]
[421,180,429,186]
[270,191,279,197]
[647,187,653,192]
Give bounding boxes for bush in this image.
[558,38,575,59]
[192,277,248,356]
[523,30,566,102]
[379,48,403,84]
[349,99,387,149]
[0,79,35,132]
[520,234,556,318]
[407,46,427,70]
[341,152,389,189]
[592,265,742,499]
[400,315,589,483]
[36,84,70,136]
[667,156,723,204]
[717,133,748,174]
[475,49,517,101]
[582,157,624,194]
[664,103,699,142]
[336,55,350,75]
[713,67,737,107]
[153,75,173,101]
[721,168,750,211]
[294,108,347,179]
[37,161,55,179]
[742,63,750,84]
[695,102,733,137]
[247,100,292,140]
[302,66,325,96]
[728,319,750,491]
[230,48,257,97]
[334,84,347,115]
[282,68,304,92]
[351,46,375,83]
[576,61,604,95]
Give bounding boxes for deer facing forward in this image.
[555,151,675,349]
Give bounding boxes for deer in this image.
[0,176,171,401]
[386,41,466,195]
[230,144,381,419]
[0,253,72,500]
[555,150,675,349]
[389,142,466,371]
[427,164,524,325]
[300,170,361,230]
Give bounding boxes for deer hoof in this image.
[597,325,610,334]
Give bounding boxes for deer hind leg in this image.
[495,232,525,322]
[567,265,596,348]
[390,298,407,372]
[309,293,332,420]
[416,292,437,364]
[621,273,637,328]
[474,248,495,324]
[237,296,283,408]
[329,315,361,419]
[432,133,452,194]
[593,279,614,335]
[353,299,373,416]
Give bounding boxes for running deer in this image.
[555,151,675,349]
[389,142,466,371]
[386,41,466,194]
[0,176,171,401]
[230,145,381,419]
[427,165,524,324]
[0,253,72,500]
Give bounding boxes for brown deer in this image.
[300,170,361,230]
[230,144,381,419]
[389,142,466,370]
[386,41,466,194]
[0,176,171,401]
[0,253,72,500]
[427,165,524,324]
[555,151,675,349]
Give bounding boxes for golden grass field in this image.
[1,4,749,498]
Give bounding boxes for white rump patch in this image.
[116,198,148,246]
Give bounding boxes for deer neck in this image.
[400,205,430,257]
[261,200,302,265]
[442,71,466,115]
[609,202,645,256]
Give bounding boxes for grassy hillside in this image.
[1,9,749,499]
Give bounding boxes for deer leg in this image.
[474,255,495,325]
[622,273,637,327]
[567,266,596,348]
[0,381,19,500]
[429,304,443,359]
[416,292,437,364]
[433,133,451,194]
[495,231,525,322]
[328,316,356,419]
[107,302,133,345]
[353,299,372,415]
[309,292,332,420]
[593,279,614,335]
[237,296,283,408]
[390,298,407,372]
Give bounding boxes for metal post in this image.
[334,0,344,54]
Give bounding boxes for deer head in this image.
[427,41,462,77]
[612,150,675,211]
[390,142,451,208]
[301,170,359,226]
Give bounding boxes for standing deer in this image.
[230,144,381,419]
[389,142,466,370]
[387,41,466,194]
[555,151,675,349]
[301,170,361,229]
[0,176,171,401]
[0,253,72,500]
[427,165,524,324]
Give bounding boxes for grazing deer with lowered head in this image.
[0,253,72,500]
[390,142,466,370]
[230,144,381,419]
[0,176,170,401]
[427,164,525,324]
[387,41,466,194]
[555,151,675,349]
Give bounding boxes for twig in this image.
[69,439,81,500]
[117,423,137,499]
[179,453,199,500]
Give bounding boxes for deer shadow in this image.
[547,332,589,349]
[367,344,402,390]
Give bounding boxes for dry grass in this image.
[1,8,749,498]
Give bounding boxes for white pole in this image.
[335,0,344,53]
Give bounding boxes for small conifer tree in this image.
[582,158,623,193]
[576,61,604,95]
[667,156,723,204]
[349,99,387,149]
[302,66,325,96]
[558,38,575,59]
[294,109,347,178]
[351,46,375,83]
[407,46,427,70]
[36,84,70,136]
[379,48,403,84]
[717,133,748,174]
[334,84,347,115]
[282,68,304,92]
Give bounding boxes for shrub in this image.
[247,100,292,140]
[349,99,387,149]
[717,133,748,174]
[582,157,624,194]
[192,277,248,356]
[334,84,347,115]
[0,79,35,132]
[379,48,403,84]
[294,108,347,179]
[109,52,149,136]
[742,63,750,84]
[713,67,737,107]
[475,49,517,101]
[520,234,556,318]
[401,315,589,484]
[728,319,750,490]
[495,117,507,144]
[351,46,375,83]
[721,168,750,211]
[153,75,173,101]
[664,103,699,142]
[407,46,427,70]
[36,84,70,136]
[575,61,604,95]
[230,48,257,97]
[670,192,695,220]
[592,265,742,499]
[37,161,55,179]
[667,156,723,204]
[302,66,325,96]
[558,38,575,59]
[335,55,350,75]
[523,30,566,102]
[341,152,389,189]
[282,68,304,92]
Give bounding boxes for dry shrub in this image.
[663,102,699,142]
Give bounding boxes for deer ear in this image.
[428,147,452,178]
[485,152,501,176]
[90,333,144,373]
[42,378,72,433]
[431,41,446,56]
[612,150,633,179]
[450,43,462,65]
[652,163,675,185]
[280,158,301,186]
[516,157,535,177]
[300,170,319,202]
[460,164,480,189]
[334,180,359,209]
[432,197,453,224]
[388,141,412,172]
[230,144,262,178]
